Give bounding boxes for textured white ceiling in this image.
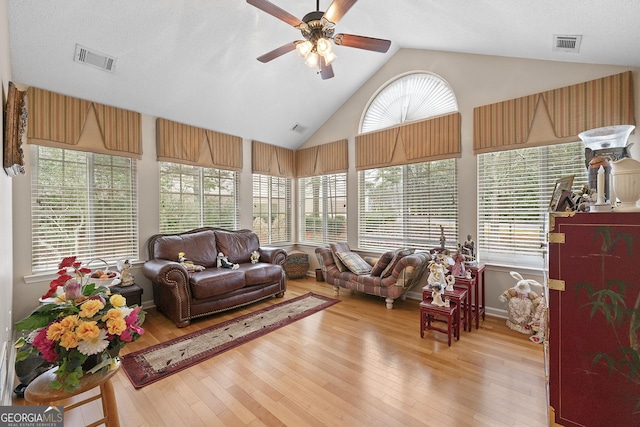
[7,0,640,150]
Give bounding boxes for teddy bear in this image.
[499,271,543,335]
[250,250,260,264]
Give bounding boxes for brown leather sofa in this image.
[143,227,286,327]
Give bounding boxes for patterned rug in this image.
[121,292,339,388]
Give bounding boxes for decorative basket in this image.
[85,259,120,287]
[284,252,309,279]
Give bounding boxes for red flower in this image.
[58,256,78,269]
[32,327,58,363]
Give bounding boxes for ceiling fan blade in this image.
[320,58,334,80]
[323,0,358,24]
[333,33,391,53]
[246,0,303,27]
[257,42,298,63]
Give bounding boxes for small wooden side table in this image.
[25,362,121,427]
[454,275,483,330]
[110,283,143,307]
[423,285,469,333]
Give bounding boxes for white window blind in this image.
[477,141,588,269]
[361,72,458,133]
[358,159,458,251]
[31,146,138,273]
[299,173,347,245]
[159,162,238,234]
[252,174,291,244]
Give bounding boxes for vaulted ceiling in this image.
[7,0,640,150]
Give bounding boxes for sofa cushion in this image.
[329,242,351,272]
[243,263,283,286]
[215,229,260,263]
[381,248,415,278]
[370,250,395,276]
[336,251,372,275]
[189,269,245,299]
[153,230,218,268]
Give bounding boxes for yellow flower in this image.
[46,323,65,341]
[75,321,100,340]
[59,331,79,349]
[109,294,126,308]
[101,308,123,322]
[107,317,127,335]
[59,315,79,331]
[79,299,104,318]
[54,293,67,303]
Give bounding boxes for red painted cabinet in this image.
[547,212,640,426]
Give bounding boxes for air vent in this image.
[291,124,308,134]
[553,35,582,53]
[74,44,116,72]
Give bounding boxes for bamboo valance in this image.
[356,112,461,170]
[296,139,348,177]
[26,87,142,158]
[473,71,636,154]
[156,118,242,171]
[252,140,295,178]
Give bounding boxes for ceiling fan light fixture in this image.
[296,40,313,58]
[305,51,319,67]
[322,50,337,65]
[316,37,332,55]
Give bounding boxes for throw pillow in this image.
[380,248,415,278]
[336,251,372,275]
[329,242,351,272]
[369,250,395,276]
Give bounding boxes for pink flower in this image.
[64,279,83,300]
[32,326,58,363]
[120,308,144,342]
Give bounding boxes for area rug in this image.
[121,292,339,388]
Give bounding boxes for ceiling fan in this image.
[246,0,391,80]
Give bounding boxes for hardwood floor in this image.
[13,278,548,426]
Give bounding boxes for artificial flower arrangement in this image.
[14,256,145,392]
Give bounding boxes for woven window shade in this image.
[156,118,242,170]
[26,87,142,158]
[252,140,295,178]
[296,139,348,177]
[356,112,461,170]
[473,71,636,154]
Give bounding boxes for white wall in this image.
[9,48,640,321]
[299,49,640,316]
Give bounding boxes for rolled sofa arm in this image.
[259,247,287,266]
[142,259,192,327]
[388,252,431,289]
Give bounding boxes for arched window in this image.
[360,72,458,134]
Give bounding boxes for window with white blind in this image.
[31,146,138,273]
[299,173,347,245]
[358,159,458,251]
[159,162,238,233]
[252,174,291,244]
[477,141,588,269]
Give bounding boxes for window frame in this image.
[477,141,588,269]
[30,145,139,273]
[159,162,239,234]
[298,173,348,245]
[358,159,458,252]
[252,173,292,245]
